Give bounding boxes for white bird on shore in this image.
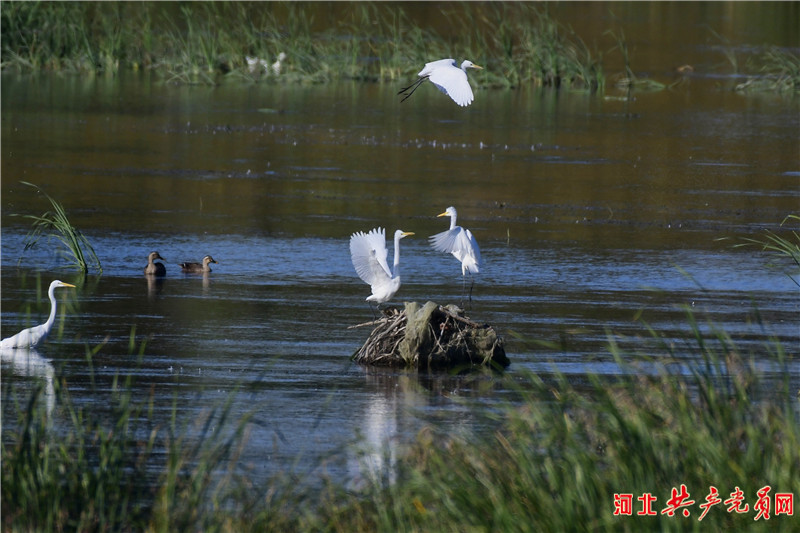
[1,280,76,349]
[272,52,287,75]
[398,58,483,107]
[429,207,481,301]
[246,55,266,73]
[350,227,414,304]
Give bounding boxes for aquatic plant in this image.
[14,182,103,274]
[707,26,741,76]
[605,27,666,93]
[705,26,799,94]
[734,215,800,287]
[736,46,800,93]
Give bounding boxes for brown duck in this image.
[144,251,167,276]
[179,255,217,273]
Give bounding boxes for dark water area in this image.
[2,2,799,488]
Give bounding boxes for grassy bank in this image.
[3,2,797,93]
[2,310,798,532]
[0,1,603,89]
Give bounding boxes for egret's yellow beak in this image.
[402,232,415,237]
[437,211,449,217]
[62,283,77,288]
[470,64,484,70]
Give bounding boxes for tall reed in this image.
[14,181,103,274]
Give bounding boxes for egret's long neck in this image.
[44,285,59,331]
[392,234,402,278]
[449,214,458,230]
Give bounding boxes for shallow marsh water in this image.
[2,4,799,488]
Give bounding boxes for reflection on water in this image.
[2,3,799,488]
[1,347,56,415]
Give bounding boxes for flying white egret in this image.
[429,206,481,301]
[0,280,76,349]
[179,255,218,273]
[144,251,167,276]
[350,227,414,305]
[398,59,483,107]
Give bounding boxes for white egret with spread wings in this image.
[429,206,481,301]
[398,59,483,107]
[350,227,414,305]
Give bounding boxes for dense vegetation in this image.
[2,2,797,92]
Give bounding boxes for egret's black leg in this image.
[398,77,424,95]
[398,77,428,102]
[459,275,475,310]
[468,277,475,303]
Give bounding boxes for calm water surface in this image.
[2,5,799,487]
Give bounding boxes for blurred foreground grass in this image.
[2,308,797,532]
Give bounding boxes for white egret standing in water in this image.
[398,59,483,107]
[429,206,481,301]
[350,228,414,305]
[0,280,76,349]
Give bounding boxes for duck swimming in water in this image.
[144,251,167,276]
[179,255,217,273]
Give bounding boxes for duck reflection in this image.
[146,274,165,299]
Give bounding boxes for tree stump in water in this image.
[350,301,509,370]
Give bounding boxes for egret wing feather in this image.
[429,228,461,255]
[460,229,481,274]
[428,67,473,107]
[1,323,47,349]
[430,226,481,275]
[350,228,393,286]
[418,58,456,77]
